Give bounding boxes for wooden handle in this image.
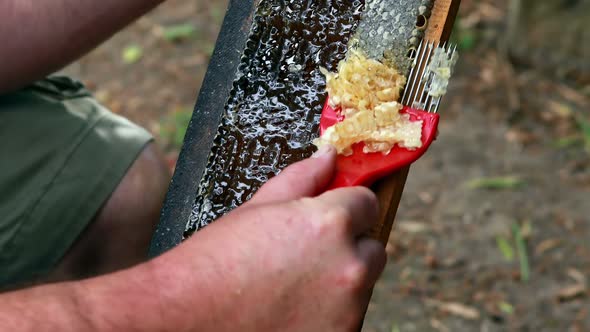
[369,166,411,245]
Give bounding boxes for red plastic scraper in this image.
[320,40,458,190]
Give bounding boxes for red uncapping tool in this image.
[320,41,457,190]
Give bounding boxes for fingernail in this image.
[312,145,334,159]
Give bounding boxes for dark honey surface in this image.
[186,0,364,236]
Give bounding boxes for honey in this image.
[313,50,422,155]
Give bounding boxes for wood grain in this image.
[370,166,410,245]
[369,0,461,246]
[425,0,462,42]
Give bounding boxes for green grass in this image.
[162,23,197,42]
[160,108,193,151]
[496,236,515,261]
[513,224,530,282]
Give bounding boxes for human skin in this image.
[0,0,169,284]
[0,0,165,93]
[0,145,387,332]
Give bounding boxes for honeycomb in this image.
[186,0,363,236]
[187,0,432,236]
[314,51,422,155]
[353,0,434,72]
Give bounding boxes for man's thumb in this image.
[249,145,337,204]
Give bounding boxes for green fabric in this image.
[0,76,153,288]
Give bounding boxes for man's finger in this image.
[249,145,337,204]
[356,238,387,287]
[314,187,379,236]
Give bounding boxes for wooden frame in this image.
[360,2,462,329]
[371,0,462,245]
[151,0,463,257]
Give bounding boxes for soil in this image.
[64,0,590,330]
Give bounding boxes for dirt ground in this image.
[64,0,590,330]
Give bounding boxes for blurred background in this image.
[63,0,589,330]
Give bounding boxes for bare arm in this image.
[1,264,170,332]
[0,147,386,332]
[0,0,164,93]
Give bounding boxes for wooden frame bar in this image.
[370,0,462,246]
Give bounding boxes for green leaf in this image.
[467,176,525,190]
[499,302,514,315]
[513,224,530,282]
[459,31,477,50]
[162,23,197,42]
[391,323,401,332]
[496,237,515,261]
[122,45,143,64]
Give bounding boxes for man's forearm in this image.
[0,0,164,93]
[1,259,204,331]
[0,235,231,332]
[1,282,92,331]
[1,263,170,332]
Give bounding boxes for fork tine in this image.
[402,41,423,105]
[409,41,458,113]
[416,41,436,109]
[401,39,458,113]
[403,40,427,106]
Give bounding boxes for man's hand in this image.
[152,145,387,331]
[0,145,387,332]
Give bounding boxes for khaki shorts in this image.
[0,76,152,288]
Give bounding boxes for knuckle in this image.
[329,205,353,223]
[354,187,379,210]
[321,205,353,232]
[292,198,316,221]
[341,259,370,291]
[293,198,331,234]
[296,197,316,208]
